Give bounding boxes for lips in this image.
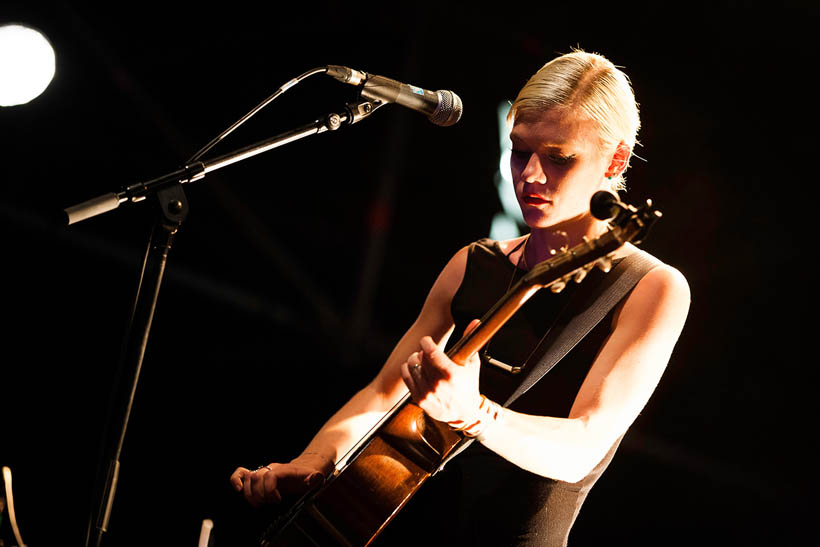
[522,194,549,205]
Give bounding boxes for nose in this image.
[521,153,547,184]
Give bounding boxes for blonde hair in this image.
[508,50,640,191]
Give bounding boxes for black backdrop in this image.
[1,2,815,546]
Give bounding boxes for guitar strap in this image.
[505,247,662,406]
[435,248,662,474]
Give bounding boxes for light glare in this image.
[490,101,523,240]
[0,24,56,107]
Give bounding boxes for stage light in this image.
[490,102,524,240]
[0,24,56,107]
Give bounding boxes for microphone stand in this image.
[67,100,382,225]
[78,99,383,547]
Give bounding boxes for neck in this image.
[526,214,609,266]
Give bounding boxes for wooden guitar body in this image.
[263,402,460,546]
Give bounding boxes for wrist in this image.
[447,394,504,441]
[292,451,334,475]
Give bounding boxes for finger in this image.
[400,360,413,386]
[276,465,324,497]
[251,469,270,505]
[305,471,325,488]
[403,357,434,403]
[419,336,438,355]
[263,470,282,504]
[420,336,453,376]
[464,318,481,336]
[401,361,421,398]
[243,469,255,505]
[409,359,433,397]
[403,350,423,375]
[230,467,249,491]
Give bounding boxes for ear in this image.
[605,142,632,178]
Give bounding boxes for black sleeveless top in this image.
[376,239,627,547]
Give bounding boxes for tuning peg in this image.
[573,268,588,284]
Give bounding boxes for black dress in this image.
[376,238,629,547]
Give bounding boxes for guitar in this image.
[260,191,661,546]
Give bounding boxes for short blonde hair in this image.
[508,50,640,191]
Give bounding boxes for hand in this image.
[230,453,330,508]
[400,320,482,424]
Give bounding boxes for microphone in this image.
[326,65,463,126]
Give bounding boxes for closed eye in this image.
[512,149,574,162]
[549,154,575,165]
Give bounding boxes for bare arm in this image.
[405,263,691,483]
[231,246,470,505]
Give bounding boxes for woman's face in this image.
[509,109,612,231]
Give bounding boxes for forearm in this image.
[235,380,409,505]
[455,267,690,483]
[292,248,466,474]
[477,408,613,484]
[293,330,445,475]
[296,382,407,474]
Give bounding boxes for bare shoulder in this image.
[427,244,472,304]
[615,258,691,334]
[635,262,690,305]
[371,244,473,396]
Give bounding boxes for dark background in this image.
[1,2,815,546]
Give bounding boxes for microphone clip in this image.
[342,99,385,126]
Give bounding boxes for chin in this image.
[523,209,594,232]
[522,213,557,230]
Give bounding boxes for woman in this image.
[231,49,690,546]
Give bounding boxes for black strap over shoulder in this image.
[504,248,662,406]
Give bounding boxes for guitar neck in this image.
[447,228,625,365]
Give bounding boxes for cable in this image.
[186,66,328,163]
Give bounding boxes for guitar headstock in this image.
[446,192,663,364]
[523,191,662,292]
[590,190,662,245]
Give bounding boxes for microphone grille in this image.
[430,90,463,126]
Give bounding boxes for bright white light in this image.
[0,24,56,107]
[496,148,520,214]
[490,101,523,240]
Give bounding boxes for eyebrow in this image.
[509,132,570,148]
[509,137,571,153]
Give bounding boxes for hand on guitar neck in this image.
[400,320,486,426]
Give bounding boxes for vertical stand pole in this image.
[86,182,189,547]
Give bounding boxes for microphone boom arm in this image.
[63,99,385,225]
